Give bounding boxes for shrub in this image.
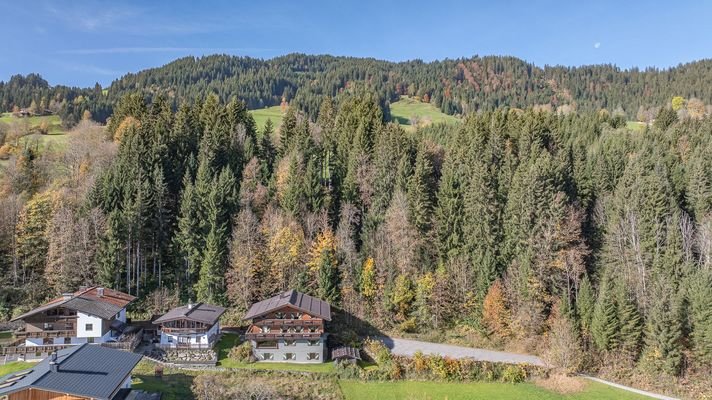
[428,355,448,380]
[398,317,417,333]
[413,351,428,374]
[228,341,253,363]
[501,364,528,383]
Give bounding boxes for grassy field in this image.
[132,361,196,400]
[250,105,284,131]
[339,380,652,400]
[0,361,34,378]
[626,121,647,131]
[215,333,335,372]
[0,113,69,151]
[390,96,460,131]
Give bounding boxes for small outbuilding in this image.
[331,346,361,364]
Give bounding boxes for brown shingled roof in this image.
[11,287,135,322]
[243,290,332,321]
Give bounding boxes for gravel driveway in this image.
[377,337,546,366]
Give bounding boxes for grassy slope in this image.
[339,380,652,400]
[0,113,68,150]
[250,106,284,132]
[0,362,35,378]
[626,121,647,131]
[132,361,196,400]
[389,96,460,130]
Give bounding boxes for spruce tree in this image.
[591,273,619,351]
[576,275,595,340]
[643,281,683,375]
[616,282,643,360]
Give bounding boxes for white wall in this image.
[77,312,103,338]
[160,322,219,347]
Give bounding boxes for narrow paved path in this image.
[580,375,679,400]
[377,337,546,366]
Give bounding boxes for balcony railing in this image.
[15,329,75,339]
[160,327,209,334]
[245,332,323,340]
[0,344,73,356]
[157,342,214,350]
[252,319,322,326]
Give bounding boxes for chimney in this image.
[97,287,104,297]
[187,302,193,310]
[62,293,73,301]
[49,352,58,372]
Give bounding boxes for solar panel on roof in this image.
[3,375,25,383]
[0,381,16,389]
[12,370,32,377]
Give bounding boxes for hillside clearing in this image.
[390,96,460,130]
[250,105,284,131]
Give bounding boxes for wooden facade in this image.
[245,305,325,341]
[7,388,88,400]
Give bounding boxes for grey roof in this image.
[63,296,125,320]
[153,303,226,325]
[243,290,332,321]
[332,347,361,360]
[0,344,142,400]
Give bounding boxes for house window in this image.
[43,338,52,345]
[85,324,93,332]
[294,326,303,333]
[283,353,296,361]
[308,326,318,333]
[261,326,270,333]
[64,337,71,344]
[43,323,53,330]
[275,312,285,319]
[280,327,289,333]
[284,340,296,346]
[261,353,274,361]
[307,353,320,361]
[87,337,95,343]
[308,340,319,346]
[256,341,277,349]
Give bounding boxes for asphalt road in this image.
[378,337,546,366]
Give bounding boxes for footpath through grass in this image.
[339,380,652,400]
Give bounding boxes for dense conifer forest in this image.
[0,55,711,395]
[2,54,712,125]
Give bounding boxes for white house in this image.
[154,302,226,348]
[11,287,135,347]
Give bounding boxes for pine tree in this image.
[407,145,434,234]
[616,282,643,360]
[689,270,712,364]
[591,273,619,352]
[643,281,683,375]
[576,275,595,340]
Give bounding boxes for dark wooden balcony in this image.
[15,329,75,339]
[253,319,322,326]
[245,332,323,340]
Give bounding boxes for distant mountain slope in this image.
[2,54,712,124]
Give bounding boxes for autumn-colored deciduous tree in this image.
[482,279,511,340]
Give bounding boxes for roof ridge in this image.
[184,302,203,317]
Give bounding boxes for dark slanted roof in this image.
[243,290,332,321]
[153,303,226,325]
[12,287,135,321]
[0,344,142,400]
[332,347,361,360]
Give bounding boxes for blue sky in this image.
[2,1,711,87]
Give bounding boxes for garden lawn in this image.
[0,361,35,378]
[131,361,197,400]
[389,96,460,131]
[215,333,335,373]
[250,105,284,131]
[338,380,653,400]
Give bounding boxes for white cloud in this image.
[594,42,601,49]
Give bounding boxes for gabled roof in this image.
[153,303,226,325]
[12,287,135,322]
[0,344,142,400]
[332,346,361,360]
[243,290,332,321]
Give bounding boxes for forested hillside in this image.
[2,54,712,125]
[1,86,711,395]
